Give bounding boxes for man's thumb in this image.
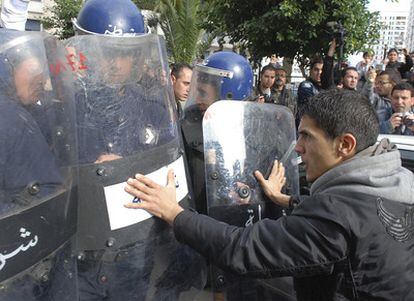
[167,169,175,187]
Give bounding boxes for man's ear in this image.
[336,133,357,159]
[171,74,177,84]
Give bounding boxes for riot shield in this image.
[203,101,299,300]
[0,29,78,300]
[65,34,205,300]
[181,63,233,214]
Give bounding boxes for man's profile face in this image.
[195,82,219,113]
[172,67,192,101]
[14,57,45,105]
[375,74,393,97]
[388,51,398,63]
[310,63,323,83]
[342,70,359,90]
[295,115,341,182]
[260,70,276,89]
[391,89,413,113]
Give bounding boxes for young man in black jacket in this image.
[125,89,414,300]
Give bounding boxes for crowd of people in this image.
[1,0,414,301]
[171,39,413,137]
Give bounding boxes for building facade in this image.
[371,10,409,61]
[406,0,414,52]
[0,0,54,31]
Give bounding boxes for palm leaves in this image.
[154,0,203,64]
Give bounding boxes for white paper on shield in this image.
[104,156,188,230]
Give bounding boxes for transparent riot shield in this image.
[203,101,299,300]
[0,30,78,300]
[181,64,233,215]
[65,34,205,300]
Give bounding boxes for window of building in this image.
[25,19,41,31]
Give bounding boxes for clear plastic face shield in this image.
[0,38,48,105]
[64,34,205,298]
[184,64,233,117]
[0,30,77,202]
[65,34,178,164]
[0,30,78,299]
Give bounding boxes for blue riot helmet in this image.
[202,51,253,100]
[184,51,253,116]
[72,0,146,36]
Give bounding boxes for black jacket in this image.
[386,54,413,79]
[173,142,414,300]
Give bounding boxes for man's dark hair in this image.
[341,67,358,79]
[274,66,287,73]
[387,48,398,56]
[299,89,379,153]
[363,51,373,58]
[170,63,192,79]
[379,69,402,85]
[310,57,323,69]
[261,64,277,75]
[392,82,414,97]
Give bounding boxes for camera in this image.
[326,21,346,46]
[402,113,414,127]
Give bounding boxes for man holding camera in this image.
[379,82,414,135]
[254,64,277,103]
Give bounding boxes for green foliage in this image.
[42,0,82,39]
[203,0,381,66]
[153,0,204,64]
[132,0,157,11]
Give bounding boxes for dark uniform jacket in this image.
[181,104,207,214]
[252,86,297,115]
[386,54,413,80]
[297,79,321,107]
[172,140,414,300]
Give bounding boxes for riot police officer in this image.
[0,29,78,301]
[69,0,205,300]
[182,51,254,215]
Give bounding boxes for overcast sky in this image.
[368,0,411,12]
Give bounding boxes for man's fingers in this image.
[276,163,285,177]
[134,174,159,189]
[125,183,149,201]
[124,202,145,209]
[166,169,175,188]
[127,178,153,195]
[254,170,265,184]
[269,160,282,178]
[124,201,158,218]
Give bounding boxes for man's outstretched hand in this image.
[124,169,184,225]
[255,160,291,208]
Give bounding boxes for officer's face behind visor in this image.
[101,46,139,85]
[195,73,220,113]
[14,57,46,105]
[102,55,134,85]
